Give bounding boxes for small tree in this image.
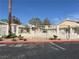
[29,17,42,28]
[1,16,22,25]
[12,16,22,25]
[43,18,51,26]
[25,25,30,33]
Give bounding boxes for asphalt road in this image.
[0,42,79,59]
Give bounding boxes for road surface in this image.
[0,42,79,59]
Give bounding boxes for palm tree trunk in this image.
[8,0,12,36]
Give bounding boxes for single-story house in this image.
[0,21,26,37]
[0,21,8,37]
[57,20,79,39]
[28,20,79,39]
[28,24,57,38]
[1,20,79,40]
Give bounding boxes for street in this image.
[0,42,79,59]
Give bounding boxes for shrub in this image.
[18,35,23,40]
[49,38,54,40]
[12,38,17,41]
[6,33,17,38]
[2,35,6,38]
[24,39,27,41]
[53,35,58,39]
[43,29,47,33]
[27,28,30,33]
[11,33,17,38]
[19,37,23,40]
[58,38,61,40]
[0,38,3,41]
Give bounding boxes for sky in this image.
[0,0,79,24]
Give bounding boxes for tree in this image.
[0,19,8,22]
[25,25,30,32]
[8,0,12,37]
[43,18,51,25]
[12,16,21,25]
[0,16,22,25]
[29,17,42,27]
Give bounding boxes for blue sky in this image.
[0,0,79,24]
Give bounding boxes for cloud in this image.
[68,14,79,19]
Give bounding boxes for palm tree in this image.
[8,0,12,36]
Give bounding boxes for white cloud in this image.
[68,14,79,19]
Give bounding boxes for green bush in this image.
[49,35,58,40]
[53,35,58,39]
[11,33,17,38]
[49,38,54,40]
[6,33,17,38]
[18,35,24,40]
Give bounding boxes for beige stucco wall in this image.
[0,24,8,36]
[58,20,79,39]
[59,20,79,28]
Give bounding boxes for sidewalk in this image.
[0,39,79,44]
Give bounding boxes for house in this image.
[27,24,56,39]
[0,21,26,37]
[57,20,79,39]
[1,20,79,40]
[43,25,57,38]
[26,20,79,39]
[0,21,8,37]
